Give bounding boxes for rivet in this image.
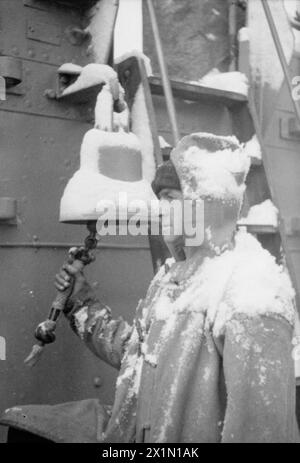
[93,376,102,388]
[44,89,57,99]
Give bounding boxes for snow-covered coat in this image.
[1,230,299,443]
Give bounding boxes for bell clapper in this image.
[24,222,98,367]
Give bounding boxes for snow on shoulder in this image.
[150,231,295,338]
[212,230,296,336]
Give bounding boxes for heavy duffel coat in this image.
[1,232,299,443]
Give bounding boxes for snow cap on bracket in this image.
[170,132,251,202]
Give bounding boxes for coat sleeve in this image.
[63,279,134,370]
[221,313,299,443]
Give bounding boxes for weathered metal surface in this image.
[26,17,62,45]
[143,0,231,81]
[0,56,23,87]
[1,60,94,121]
[247,0,300,310]
[280,114,300,141]
[248,0,295,135]
[0,198,17,222]
[0,1,92,66]
[0,0,153,443]
[24,0,98,11]
[152,94,234,145]
[0,102,154,442]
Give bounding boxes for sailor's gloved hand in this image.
[54,263,91,314]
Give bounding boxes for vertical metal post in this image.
[146,0,180,145]
[228,0,237,71]
[261,0,300,124]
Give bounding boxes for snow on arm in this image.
[70,299,133,370]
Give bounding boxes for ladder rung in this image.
[149,76,248,108]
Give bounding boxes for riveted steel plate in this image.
[27,18,62,46]
[0,1,91,67]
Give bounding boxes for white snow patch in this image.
[144,353,158,367]
[238,199,279,228]
[206,33,217,41]
[190,69,249,97]
[212,231,295,336]
[141,342,158,367]
[5,407,22,414]
[159,136,172,149]
[115,327,145,398]
[58,63,83,74]
[203,367,211,381]
[61,63,119,100]
[154,293,175,321]
[74,306,89,339]
[150,230,295,342]
[243,135,262,161]
[130,85,156,182]
[212,8,220,17]
[238,27,249,42]
[171,133,250,201]
[60,128,159,222]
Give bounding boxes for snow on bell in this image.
[59,78,159,228]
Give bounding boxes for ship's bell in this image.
[59,76,159,227]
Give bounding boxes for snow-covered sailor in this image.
[1,133,299,443]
